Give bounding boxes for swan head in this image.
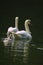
[15,17,19,20]
[25,19,31,34]
[15,17,19,28]
[25,19,31,25]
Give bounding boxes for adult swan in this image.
[12,19,32,41]
[7,17,19,37]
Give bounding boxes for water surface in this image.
[0,34,43,65]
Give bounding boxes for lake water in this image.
[0,34,43,65]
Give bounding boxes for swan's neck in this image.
[15,17,18,28]
[25,21,30,33]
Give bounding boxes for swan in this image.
[3,33,15,46]
[7,17,19,37]
[12,19,32,41]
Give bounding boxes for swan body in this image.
[7,17,19,37]
[3,33,15,46]
[12,19,32,41]
[14,30,32,40]
[7,27,18,33]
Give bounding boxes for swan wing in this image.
[13,27,18,32]
[15,30,32,39]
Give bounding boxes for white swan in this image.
[12,19,32,41]
[3,33,15,46]
[7,17,19,37]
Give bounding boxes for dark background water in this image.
[0,0,43,65]
[0,0,43,42]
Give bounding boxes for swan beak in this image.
[28,21,31,24]
[28,20,32,25]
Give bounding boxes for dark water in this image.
[0,34,43,65]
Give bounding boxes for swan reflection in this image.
[3,37,31,63]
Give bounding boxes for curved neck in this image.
[25,21,31,33]
[15,17,19,28]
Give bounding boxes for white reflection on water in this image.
[37,47,43,50]
[3,37,31,63]
[13,40,30,63]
